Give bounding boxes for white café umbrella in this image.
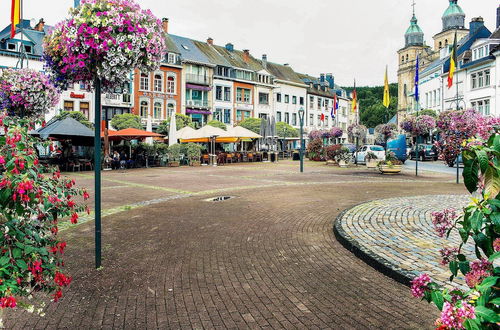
[145,114,153,145]
[168,112,178,146]
[174,126,197,140]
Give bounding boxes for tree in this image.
[276,122,299,138]
[207,120,227,130]
[418,109,438,118]
[238,118,262,134]
[56,111,93,128]
[110,113,142,130]
[156,113,194,135]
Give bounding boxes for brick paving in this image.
[335,195,473,288]
[5,161,466,329]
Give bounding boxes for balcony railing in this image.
[186,99,210,108]
[185,74,212,85]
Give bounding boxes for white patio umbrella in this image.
[168,112,178,146]
[226,126,262,139]
[174,126,197,140]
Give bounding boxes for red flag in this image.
[11,0,21,39]
[321,113,325,122]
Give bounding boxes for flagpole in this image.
[456,64,460,184]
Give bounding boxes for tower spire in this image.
[412,0,416,17]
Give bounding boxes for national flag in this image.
[414,55,419,103]
[320,113,325,122]
[447,32,457,89]
[383,65,390,108]
[351,80,357,113]
[10,0,21,39]
[331,93,338,119]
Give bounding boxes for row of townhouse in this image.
[0,18,356,141]
[399,1,500,118]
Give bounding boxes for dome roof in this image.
[442,0,465,31]
[405,15,424,47]
[442,0,465,18]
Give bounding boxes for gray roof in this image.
[169,34,212,66]
[0,19,49,58]
[192,41,231,67]
[34,117,94,139]
[212,45,264,71]
[263,61,304,85]
[164,33,180,54]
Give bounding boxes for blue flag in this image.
[414,54,419,103]
[74,0,81,7]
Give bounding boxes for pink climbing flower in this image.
[438,301,475,329]
[439,247,459,266]
[465,259,493,288]
[431,208,458,238]
[494,238,500,252]
[411,273,432,298]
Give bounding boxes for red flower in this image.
[54,271,72,287]
[53,289,63,302]
[0,296,17,308]
[83,191,90,200]
[58,241,67,254]
[70,213,79,224]
[67,200,76,208]
[16,278,21,285]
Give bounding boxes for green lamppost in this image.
[298,107,305,173]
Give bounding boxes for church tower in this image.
[432,0,469,51]
[397,4,429,117]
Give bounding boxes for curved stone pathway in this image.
[335,194,472,287]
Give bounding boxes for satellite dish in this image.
[30,18,36,27]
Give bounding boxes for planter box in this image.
[378,164,402,174]
[168,161,180,167]
[366,160,378,168]
[190,161,201,167]
[338,160,349,168]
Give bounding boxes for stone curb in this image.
[333,201,418,287]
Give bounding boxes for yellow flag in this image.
[11,0,21,39]
[383,66,390,108]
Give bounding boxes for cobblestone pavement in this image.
[335,195,473,288]
[5,161,466,329]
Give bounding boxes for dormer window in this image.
[23,45,32,54]
[167,53,176,64]
[7,43,16,51]
[181,44,189,50]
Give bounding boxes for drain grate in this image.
[205,196,234,202]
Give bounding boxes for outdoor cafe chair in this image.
[226,153,233,164]
[202,154,210,165]
[247,153,254,162]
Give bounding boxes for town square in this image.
[1,0,500,329]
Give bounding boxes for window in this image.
[325,117,329,127]
[24,45,32,53]
[284,113,289,124]
[325,99,329,108]
[309,96,314,109]
[309,114,314,126]
[140,100,149,117]
[485,100,490,116]
[478,100,484,114]
[236,88,243,102]
[64,101,74,111]
[285,95,290,103]
[237,88,251,103]
[318,115,322,124]
[433,91,436,106]
[437,88,441,104]
[224,87,231,101]
[215,86,223,101]
[243,89,251,103]
[439,41,442,49]
[401,56,404,64]
[317,97,322,108]
[472,73,477,89]
[276,93,282,103]
[214,108,223,122]
[479,47,484,58]
[167,103,175,118]
[299,97,304,105]
[223,109,231,124]
[140,73,149,91]
[478,72,484,88]
[277,111,282,122]
[236,110,251,122]
[292,113,297,126]
[167,75,175,94]
[404,84,407,97]
[292,96,297,104]
[485,70,491,86]
[167,53,176,64]
[259,93,269,105]
[7,43,16,51]
[154,74,163,92]
[473,49,478,60]
[80,102,89,119]
[154,101,162,119]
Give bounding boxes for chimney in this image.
[469,17,484,36]
[162,18,169,33]
[325,73,335,89]
[262,54,267,69]
[34,18,45,32]
[320,73,325,83]
[225,43,234,51]
[243,49,250,63]
[497,5,500,28]
[207,37,213,45]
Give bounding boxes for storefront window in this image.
[80,102,89,119]
[140,100,149,118]
[64,101,74,111]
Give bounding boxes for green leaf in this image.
[15,259,27,270]
[489,251,500,262]
[12,248,22,259]
[459,228,469,244]
[464,318,481,330]
[475,306,500,323]
[0,256,10,266]
[477,276,498,293]
[489,297,500,305]
[470,211,483,233]
[476,150,489,173]
[477,288,490,307]
[449,261,458,277]
[463,159,479,193]
[494,135,500,153]
[431,290,444,310]
[459,261,470,276]
[473,233,491,257]
[484,167,500,199]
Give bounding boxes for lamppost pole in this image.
[94,77,102,269]
[299,107,305,173]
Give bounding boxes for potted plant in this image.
[156,143,169,167]
[307,138,324,161]
[365,151,378,168]
[167,144,181,167]
[325,144,342,165]
[337,147,351,168]
[186,143,202,166]
[378,151,403,174]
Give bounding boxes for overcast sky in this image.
[1,0,498,86]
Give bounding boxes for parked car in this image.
[409,144,438,161]
[355,145,386,164]
[341,143,357,153]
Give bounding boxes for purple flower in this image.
[465,259,493,288]
[431,208,457,238]
[410,273,431,298]
[439,247,459,266]
[438,301,475,329]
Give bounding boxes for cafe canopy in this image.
[33,117,94,145]
[180,125,238,143]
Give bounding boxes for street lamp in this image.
[298,107,305,173]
